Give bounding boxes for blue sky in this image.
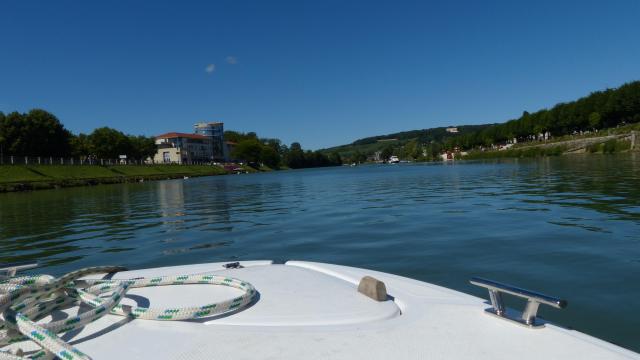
[1,0,639,149]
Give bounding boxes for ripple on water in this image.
[0,156,639,351]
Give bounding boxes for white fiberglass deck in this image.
[8,261,640,359]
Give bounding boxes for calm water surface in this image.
[1,154,639,351]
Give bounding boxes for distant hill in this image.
[320,124,494,156]
[322,80,640,160]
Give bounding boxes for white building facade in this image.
[153,132,213,164]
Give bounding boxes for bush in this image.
[587,143,601,153]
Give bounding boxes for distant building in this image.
[153,132,212,164]
[373,151,382,162]
[194,122,225,161]
[446,127,459,133]
[440,151,455,161]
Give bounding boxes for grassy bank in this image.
[0,164,232,192]
[587,139,632,154]
[464,138,635,160]
[464,145,568,159]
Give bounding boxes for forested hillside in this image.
[323,81,640,161]
[446,81,640,149]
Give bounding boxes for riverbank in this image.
[0,164,257,193]
[464,131,638,160]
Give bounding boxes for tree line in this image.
[226,131,342,169]
[444,80,640,149]
[0,109,156,160]
[324,80,640,161]
[0,109,341,167]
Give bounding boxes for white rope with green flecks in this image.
[0,266,256,360]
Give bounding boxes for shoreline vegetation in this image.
[0,110,341,170]
[0,109,342,193]
[322,80,640,163]
[464,129,637,160]
[0,164,261,193]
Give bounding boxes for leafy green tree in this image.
[231,139,263,164]
[128,135,157,160]
[589,112,602,129]
[404,139,421,160]
[263,138,281,152]
[352,150,367,163]
[381,145,394,161]
[260,145,281,168]
[0,112,5,158]
[0,109,72,156]
[329,151,342,165]
[286,142,306,168]
[224,131,258,143]
[70,133,93,157]
[87,127,131,159]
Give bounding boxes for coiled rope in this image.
[0,266,256,360]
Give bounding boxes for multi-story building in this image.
[194,122,225,161]
[153,132,213,164]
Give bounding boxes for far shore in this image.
[0,164,265,193]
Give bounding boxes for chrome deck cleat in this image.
[470,277,567,328]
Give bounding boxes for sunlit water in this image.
[1,154,639,351]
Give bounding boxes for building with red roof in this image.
[153,132,214,164]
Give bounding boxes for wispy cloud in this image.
[226,56,238,65]
[205,64,216,74]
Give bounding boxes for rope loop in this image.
[0,266,256,360]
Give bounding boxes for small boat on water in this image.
[388,155,400,163]
[1,260,638,359]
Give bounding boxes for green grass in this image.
[30,165,117,179]
[0,166,46,182]
[465,145,568,160]
[0,164,228,184]
[587,139,632,154]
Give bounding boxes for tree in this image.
[263,138,281,153]
[128,135,157,160]
[381,145,394,161]
[0,109,72,156]
[352,150,367,164]
[286,142,306,168]
[232,139,263,164]
[404,139,421,160]
[70,133,93,157]
[329,151,342,165]
[0,112,5,159]
[260,145,280,168]
[224,130,258,143]
[87,127,131,159]
[589,112,602,129]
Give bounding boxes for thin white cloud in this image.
[226,56,238,65]
[205,64,216,74]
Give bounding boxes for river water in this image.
[1,154,639,351]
